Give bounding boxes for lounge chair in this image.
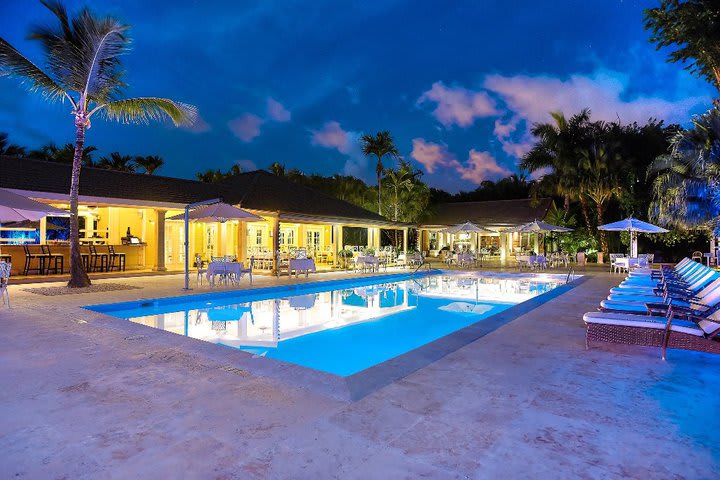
[583,308,720,359]
[0,261,10,307]
[601,278,720,314]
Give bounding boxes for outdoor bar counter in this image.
[0,243,147,276]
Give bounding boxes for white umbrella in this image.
[168,202,264,222]
[508,219,573,233]
[598,217,668,257]
[171,200,264,290]
[0,188,67,222]
[440,221,496,234]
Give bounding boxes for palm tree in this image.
[649,108,720,232]
[268,162,286,176]
[96,152,136,172]
[195,164,241,183]
[382,160,420,222]
[29,142,97,166]
[522,110,593,227]
[360,131,399,215]
[0,132,26,156]
[134,154,163,174]
[0,2,196,287]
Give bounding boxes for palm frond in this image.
[0,38,70,104]
[97,97,197,126]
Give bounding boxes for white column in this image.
[154,209,167,271]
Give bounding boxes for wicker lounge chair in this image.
[0,261,10,307]
[584,309,720,359]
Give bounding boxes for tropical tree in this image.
[645,0,720,97]
[382,159,421,222]
[521,110,593,228]
[0,2,196,287]
[268,162,286,176]
[134,154,163,174]
[579,139,622,253]
[649,108,720,232]
[0,132,26,156]
[29,142,97,166]
[360,131,399,215]
[96,152,136,172]
[195,164,242,183]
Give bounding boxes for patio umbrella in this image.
[168,202,264,223]
[440,221,496,234]
[506,220,573,254]
[598,217,668,257]
[512,220,574,233]
[440,221,496,254]
[0,188,67,222]
[170,200,264,290]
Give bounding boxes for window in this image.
[307,230,321,249]
[255,229,263,246]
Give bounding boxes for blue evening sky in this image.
[0,0,715,192]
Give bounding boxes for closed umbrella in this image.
[0,188,67,222]
[598,217,668,257]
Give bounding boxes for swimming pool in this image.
[86,272,565,376]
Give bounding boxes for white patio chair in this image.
[0,262,10,308]
[195,254,208,286]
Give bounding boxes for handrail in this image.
[412,260,431,275]
[566,266,575,284]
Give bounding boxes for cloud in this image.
[484,71,707,126]
[266,97,291,122]
[235,159,258,171]
[460,149,512,183]
[410,138,455,174]
[417,81,497,128]
[310,121,354,154]
[310,121,370,180]
[410,138,510,184]
[228,114,263,142]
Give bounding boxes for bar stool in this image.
[107,245,126,272]
[41,245,64,274]
[23,245,49,275]
[88,244,108,272]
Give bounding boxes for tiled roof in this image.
[422,198,553,228]
[0,156,389,224]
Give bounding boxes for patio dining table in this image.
[356,256,381,272]
[206,261,243,287]
[613,257,647,273]
[288,258,316,277]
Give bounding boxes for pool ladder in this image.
[566,266,575,284]
[412,261,431,275]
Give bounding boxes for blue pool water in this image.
[86,272,564,376]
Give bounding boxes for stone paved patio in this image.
[1,270,719,479]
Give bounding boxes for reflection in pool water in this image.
[94,273,563,376]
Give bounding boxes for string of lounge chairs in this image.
[583,257,720,359]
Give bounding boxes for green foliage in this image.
[653,228,709,247]
[648,108,720,233]
[29,142,97,166]
[444,174,531,202]
[0,132,26,156]
[196,164,242,183]
[96,152,135,172]
[644,0,720,92]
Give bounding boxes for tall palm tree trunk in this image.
[68,114,92,288]
[376,158,382,215]
[596,201,608,254]
[579,196,592,230]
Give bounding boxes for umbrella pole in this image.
[182,198,222,291]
